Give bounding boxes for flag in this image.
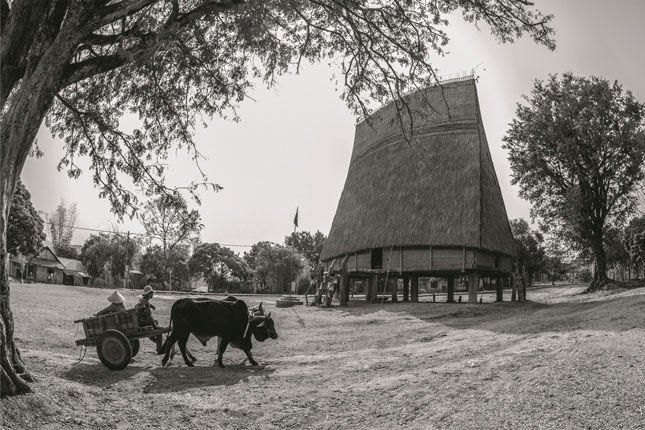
[293,207,299,228]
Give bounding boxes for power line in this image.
[41,220,253,248]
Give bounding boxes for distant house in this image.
[26,246,91,286]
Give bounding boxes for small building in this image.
[321,77,515,304]
[26,246,90,286]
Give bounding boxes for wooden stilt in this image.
[468,272,478,304]
[495,277,503,302]
[447,277,455,303]
[411,276,419,303]
[403,278,409,302]
[370,275,379,303]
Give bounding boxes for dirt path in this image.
[2,283,645,429]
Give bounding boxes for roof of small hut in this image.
[320,78,515,261]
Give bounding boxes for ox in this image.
[161,297,278,368]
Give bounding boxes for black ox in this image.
[161,296,278,368]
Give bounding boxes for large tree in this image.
[284,230,326,271]
[140,243,191,290]
[189,242,249,292]
[503,74,645,291]
[140,194,202,287]
[7,181,45,257]
[0,0,555,397]
[255,243,304,293]
[81,232,140,281]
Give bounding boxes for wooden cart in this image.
[74,309,166,370]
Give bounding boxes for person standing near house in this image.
[95,290,127,316]
[136,283,163,354]
[47,272,53,284]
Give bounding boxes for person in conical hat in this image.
[95,290,127,316]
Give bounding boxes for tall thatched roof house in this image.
[320,77,515,303]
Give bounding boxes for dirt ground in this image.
[1,281,645,429]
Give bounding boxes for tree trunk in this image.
[587,233,610,292]
[0,10,86,395]
[1,176,33,397]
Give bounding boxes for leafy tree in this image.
[285,230,326,271]
[255,244,304,293]
[510,218,546,287]
[624,217,645,277]
[503,74,645,291]
[604,225,630,280]
[542,236,570,285]
[7,181,45,257]
[81,234,113,278]
[189,243,249,292]
[55,245,80,260]
[243,241,276,272]
[0,0,556,398]
[140,194,202,287]
[49,199,78,256]
[81,233,140,280]
[140,244,191,291]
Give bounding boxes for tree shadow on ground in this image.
[61,359,275,393]
[144,364,276,393]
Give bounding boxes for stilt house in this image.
[320,77,515,303]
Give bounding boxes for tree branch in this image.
[95,0,159,27]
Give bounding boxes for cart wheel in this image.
[130,339,140,358]
[97,330,132,370]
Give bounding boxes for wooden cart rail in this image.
[75,326,168,347]
[74,309,140,338]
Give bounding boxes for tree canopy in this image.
[503,73,645,289]
[284,230,326,271]
[140,194,202,283]
[81,232,141,281]
[7,181,45,257]
[140,243,191,290]
[245,241,304,292]
[189,242,249,292]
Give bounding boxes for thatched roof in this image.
[320,78,515,261]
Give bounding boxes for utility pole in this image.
[123,231,130,289]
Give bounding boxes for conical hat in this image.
[107,290,125,304]
[141,285,155,296]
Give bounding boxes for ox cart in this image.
[74,309,166,370]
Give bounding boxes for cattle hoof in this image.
[218,363,225,368]
[250,360,259,366]
[186,362,195,367]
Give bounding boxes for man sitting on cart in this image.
[136,283,163,354]
[95,290,126,316]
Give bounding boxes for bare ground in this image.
[1,282,645,429]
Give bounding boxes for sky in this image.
[21,0,645,254]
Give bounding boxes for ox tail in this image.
[160,300,177,355]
